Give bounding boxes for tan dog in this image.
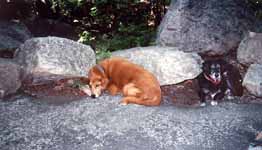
[88,57,161,106]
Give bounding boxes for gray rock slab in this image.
[112,46,203,85]
[15,37,96,78]
[0,21,32,51]
[1,95,262,150]
[0,58,21,98]
[243,64,262,97]
[249,146,262,150]
[237,32,262,66]
[157,0,257,55]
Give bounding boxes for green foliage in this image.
[248,0,262,4]
[78,23,155,61]
[78,31,111,61]
[105,23,155,51]
[49,0,86,18]
[96,49,112,62]
[52,0,84,10]
[90,6,98,17]
[94,0,109,5]
[247,0,262,19]
[78,31,93,45]
[165,0,171,5]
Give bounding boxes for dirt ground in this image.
[1,49,261,105]
[20,75,262,106]
[0,49,14,58]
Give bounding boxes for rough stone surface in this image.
[237,32,262,66]
[243,64,262,97]
[249,147,262,150]
[15,37,96,79]
[0,95,262,150]
[0,58,21,98]
[157,0,257,55]
[112,46,203,85]
[0,21,32,51]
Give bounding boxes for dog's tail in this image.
[121,95,161,106]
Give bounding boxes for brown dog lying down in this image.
[88,57,162,106]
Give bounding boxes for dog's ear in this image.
[95,64,105,75]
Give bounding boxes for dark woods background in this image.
[0,0,261,56]
[0,0,169,50]
[0,0,168,29]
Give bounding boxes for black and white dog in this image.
[198,59,243,106]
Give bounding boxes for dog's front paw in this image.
[227,95,234,100]
[225,89,234,100]
[211,101,218,106]
[200,102,206,107]
[108,84,119,96]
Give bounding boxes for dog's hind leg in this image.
[120,96,161,106]
[210,91,225,105]
[199,88,209,106]
[121,83,161,106]
[214,91,225,101]
[122,83,142,97]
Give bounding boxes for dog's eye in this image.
[95,84,100,88]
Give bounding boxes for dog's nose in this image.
[91,94,96,98]
[215,73,219,78]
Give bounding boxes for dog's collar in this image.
[204,73,221,85]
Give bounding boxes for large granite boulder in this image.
[15,37,96,80]
[0,21,32,51]
[157,0,257,55]
[243,64,262,97]
[237,32,262,66]
[0,58,21,98]
[0,95,262,149]
[112,46,203,85]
